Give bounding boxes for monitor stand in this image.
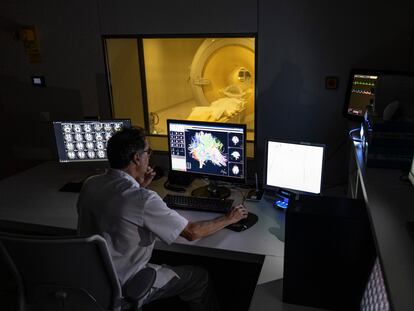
[191,180,231,199]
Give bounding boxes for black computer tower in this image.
[282,195,376,310]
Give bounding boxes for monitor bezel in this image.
[167,119,247,184]
[409,155,414,186]
[343,68,414,122]
[263,139,325,195]
[52,119,132,163]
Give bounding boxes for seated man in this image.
[77,127,247,311]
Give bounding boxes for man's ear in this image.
[132,152,140,165]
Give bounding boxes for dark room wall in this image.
[0,1,104,177]
[256,0,414,190]
[0,0,413,189]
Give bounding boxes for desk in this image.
[350,142,414,311]
[0,161,285,310]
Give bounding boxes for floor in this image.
[249,280,329,311]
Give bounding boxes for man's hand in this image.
[138,166,156,188]
[226,204,248,224]
[180,204,249,241]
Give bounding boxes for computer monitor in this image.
[264,140,325,195]
[409,154,414,186]
[53,119,131,163]
[52,119,131,192]
[343,69,379,120]
[343,68,414,121]
[167,119,246,198]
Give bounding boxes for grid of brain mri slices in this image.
[61,121,124,161]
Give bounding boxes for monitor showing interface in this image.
[53,119,131,163]
[344,69,379,119]
[168,119,246,180]
[264,140,325,194]
[167,119,246,198]
[343,69,414,121]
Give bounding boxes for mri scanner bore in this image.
[142,37,255,141]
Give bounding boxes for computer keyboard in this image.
[163,194,234,213]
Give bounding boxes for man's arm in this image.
[180,205,248,241]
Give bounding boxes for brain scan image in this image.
[56,120,130,162]
[73,124,82,133]
[67,151,76,159]
[85,133,93,141]
[83,124,92,132]
[75,133,83,142]
[63,124,72,133]
[96,142,104,150]
[188,131,227,169]
[64,134,72,142]
[105,132,112,141]
[104,123,112,132]
[77,151,86,159]
[94,123,102,131]
[231,151,241,160]
[87,151,96,159]
[231,136,240,145]
[66,143,74,151]
[232,165,240,175]
[114,123,122,131]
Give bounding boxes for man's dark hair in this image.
[107,127,147,169]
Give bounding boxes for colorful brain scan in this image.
[188,131,227,169]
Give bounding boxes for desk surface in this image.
[353,142,414,311]
[0,161,284,258]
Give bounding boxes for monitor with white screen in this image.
[53,119,131,163]
[167,119,246,198]
[264,140,325,194]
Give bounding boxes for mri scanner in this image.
[187,37,255,125]
[149,37,255,135]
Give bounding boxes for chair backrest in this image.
[0,241,24,311]
[0,233,122,311]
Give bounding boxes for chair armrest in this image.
[123,267,156,303]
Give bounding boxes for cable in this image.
[348,127,362,142]
[228,184,249,204]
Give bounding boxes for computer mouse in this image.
[226,213,258,232]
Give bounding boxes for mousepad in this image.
[226,212,258,232]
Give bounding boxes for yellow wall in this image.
[143,38,204,113]
[105,38,145,127]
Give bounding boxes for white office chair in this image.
[0,233,156,311]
